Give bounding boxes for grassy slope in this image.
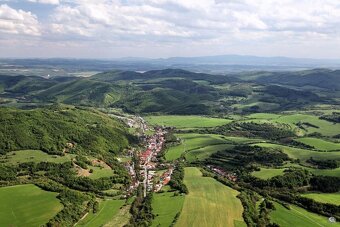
[251,168,285,179]
[0,184,63,227]
[165,134,228,161]
[301,193,340,206]
[270,202,338,227]
[176,167,245,227]
[246,113,340,137]
[0,150,75,164]
[185,144,233,162]
[152,192,185,227]
[145,115,231,128]
[76,199,125,227]
[295,137,340,151]
[254,143,340,163]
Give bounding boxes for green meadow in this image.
[76,199,125,227]
[185,144,233,162]
[1,150,74,164]
[301,193,340,206]
[253,143,340,163]
[251,168,286,179]
[88,166,114,179]
[295,137,340,151]
[165,133,229,161]
[152,192,185,227]
[176,167,246,227]
[145,115,231,128]
[246,113,340,137]
[270,202,337,227]
[0,184,63,227]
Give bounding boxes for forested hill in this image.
[0,68,338,114]
[0,105,135,155]
[255,69,340,90]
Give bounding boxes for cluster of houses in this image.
[207,165,238,182]
[138,127,173,194]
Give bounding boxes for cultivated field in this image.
[176,167,246,227]
[270,202,337,227]
[76,199,126,227]
[0,184,63,227]
[145,115,231,128]
[152,191,185,227]
[165,133,229,160]
[301,193,340,206]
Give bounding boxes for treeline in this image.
[320,112,340,123]
[248,169,311,189]
[205,145,289,172]
[307,158,338,169]
[18,161,129,192]
[310,176,340,193]
[168,164,188,194]
[127,185,154,227]
[206,122,295,140]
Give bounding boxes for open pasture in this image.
[270,202,337,227]
[175,167,245,227]
[152,192,185,227]
[301,193,340,206]
[76,199,126,227]
[145,115,231,128]
[251,168,286,179]
[165,133,229,161]
[1,150,74,164]
[295,137,340,151]
[0,184,63,227]
[253,143,340,163]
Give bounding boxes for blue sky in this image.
[0,0,340,59]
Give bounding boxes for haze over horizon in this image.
[1,0,340,59]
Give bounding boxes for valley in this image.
[0,68,339,227]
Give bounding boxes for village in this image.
[123,116,173,197]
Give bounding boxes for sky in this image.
[0,0,340,59]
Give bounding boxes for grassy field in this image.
[88,166,114,179]
[76,199,126,227]
[253,143,340,163]
[0,184,63,227]
[145,115,231,128]
[295,137,340,151]
[176,167,246,227]
[246,113,340,137]
[301,193,340,206]
[251,168,285,179]
[0,150,74,164]
[185,144,233,162]
[165,134,229,161]
[152,192,185,227]
[270,202,338,227]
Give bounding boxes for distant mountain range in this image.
[1,55,340,74]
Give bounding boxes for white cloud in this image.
[1,0,340,58]
[28,0,59,5]
[0,4,40,36]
